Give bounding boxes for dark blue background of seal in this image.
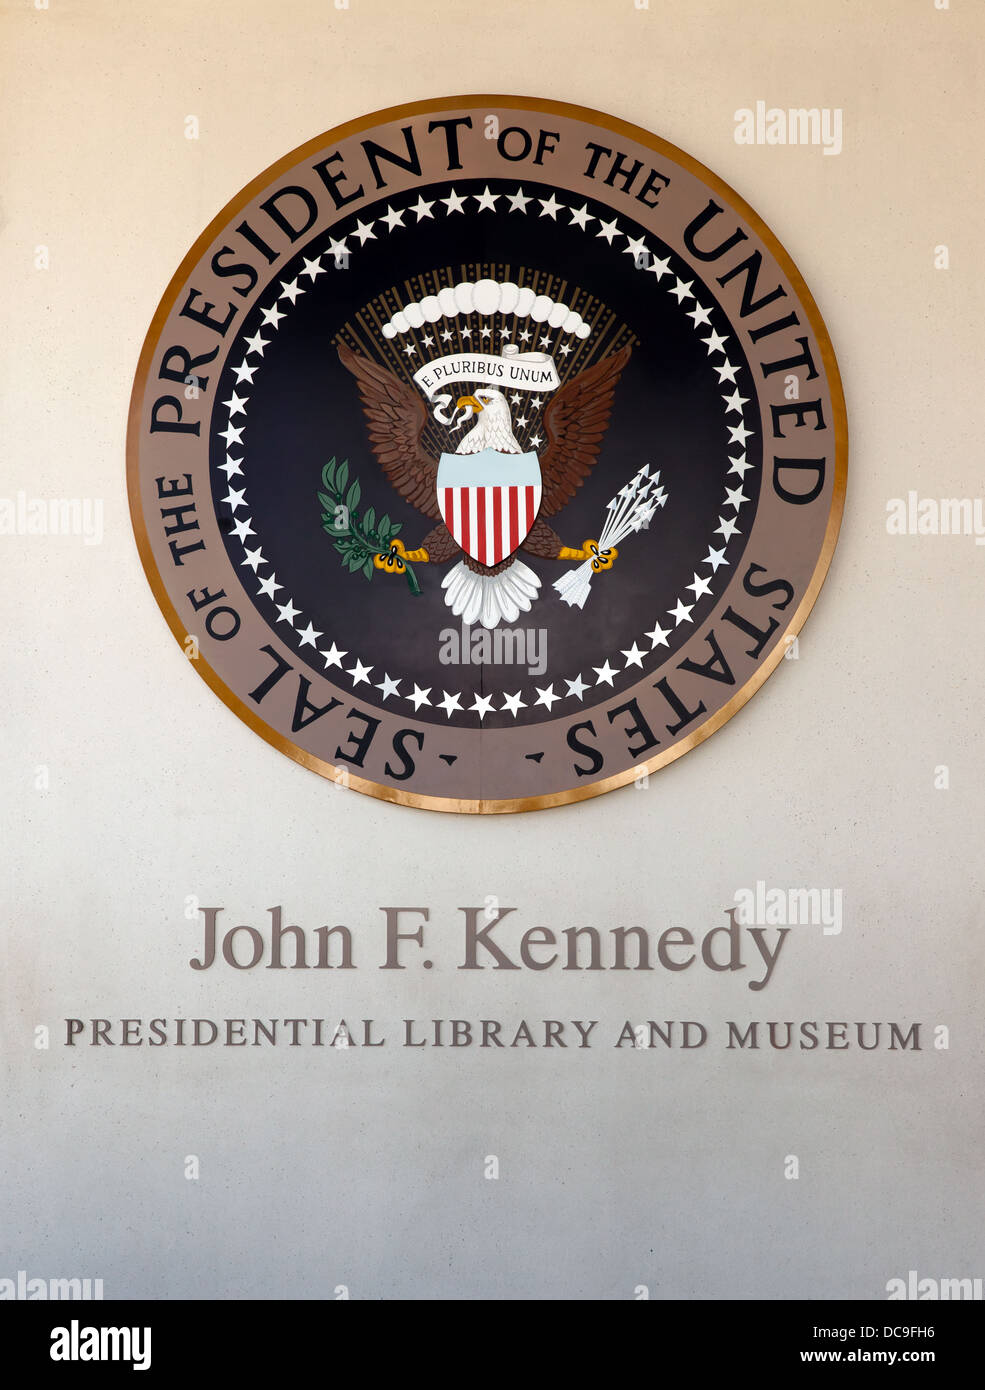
[210,180,760,729]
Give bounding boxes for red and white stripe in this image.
[439,484,541,566]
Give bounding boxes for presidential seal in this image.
[127,96,847,812]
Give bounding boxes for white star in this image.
[279,278,304,304]
[222,391,248,417]
[595,217,620,243]
[408,684,432,710]
[321,641,347,668]
[440,328,454,343]
[327,236,349,261]
[624,234,648,260]
[703,546,728,572]
[645,621,671,648]
[715,516,741,541]
[568,203,593,230]
[380,205,405,230]
[501,691,527,716]
[507,187,531,213]
[669,278,695,303]
[717,361,740,385]
[403,343,417,357]
[621,643,646,668]
[538,336,551,350]
[530,396,543,410]
[517,328,531,343]
[480,326,492,340]
[724,485,748,509]
[230,515,254,541]
[300,256,326,281]
[729,453,754,478]
[565,674,589,700]
[276,598,300,625]
[437,690,463,718]
[728,420,753,445]
[241,545,264,571]
[257,572,282,598]
[669,599,694,624]
[647,255,672,280]
[222,485,247,512]
[722,389,749,414]
[686,304,713,327]
[422,334,434,347]
[509,392,523,405]
[559,343,572,356]
[461,327,471,340]
[348,659,373,685]
[376,673,401,700]
[297,621,323,648]
[260,305,286,328]
[702,329,729,355]
[410,195,435,221]
[469,693,496,719]
[535,684,560,710]
[352,218,376,245]
[218,455,243,478]
[473,186,499,212]
[244,332,269,356]
[538,193,562,219]
[593,661,618,686]
[529,433,543,448]
[686,572,713,599]
[218,422,244,447]
[232,361,257,384]
[516,414,529,429]
[441,189,467,215]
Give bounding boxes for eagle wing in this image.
[337,342,440,520]
[537,344,632,516]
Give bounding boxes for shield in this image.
[437,449,542,566]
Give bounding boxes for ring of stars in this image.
[214,184,757,723]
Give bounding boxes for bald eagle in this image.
[338,341,631,628]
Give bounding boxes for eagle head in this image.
[453,389,522,455]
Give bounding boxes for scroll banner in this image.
[413,346,560,400]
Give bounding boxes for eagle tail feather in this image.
[440,559,541,630]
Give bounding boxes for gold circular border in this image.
[127,93,848,815]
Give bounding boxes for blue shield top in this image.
[437,449,541,489]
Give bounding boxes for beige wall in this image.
[1,0,982,1298]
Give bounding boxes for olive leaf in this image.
[317,456,421,596]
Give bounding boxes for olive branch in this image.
[317,456,421,596]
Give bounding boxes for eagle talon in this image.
[373,538,430,572]
[373,544,406,574]
[559,537,618,569]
